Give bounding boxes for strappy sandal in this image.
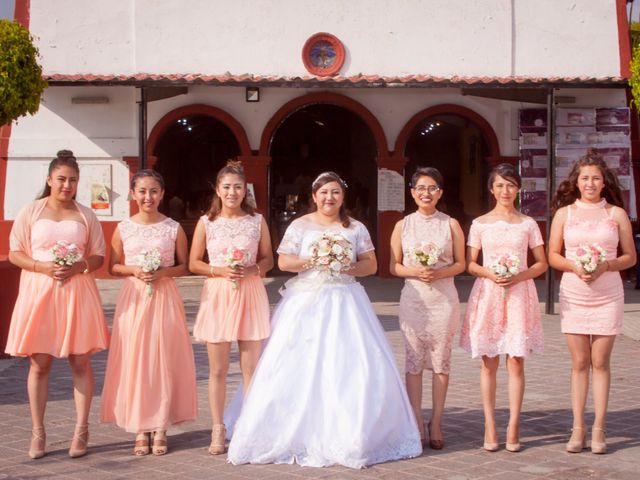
[29,426,46,459]
[152,430,168,456]
[69,424,89,458]
[208,424,226,455]
[134,432,151,456]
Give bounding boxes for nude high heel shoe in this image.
[565,427,587,453]
[209,424,226,455]
[28,426,46,459]
[591,426,607,454]
[505,427,521,452]
[68,424,89,458]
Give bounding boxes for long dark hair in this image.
[38,150,80,199]
[131,169,165,190]
[207,160,255,220]
[309,171,350,227]
[551,148,624,216]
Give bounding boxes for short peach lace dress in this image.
[193,214,270,343]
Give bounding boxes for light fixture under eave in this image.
[71,96,110,104]
[246,87,260,102]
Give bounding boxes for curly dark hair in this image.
[551,148,624,216]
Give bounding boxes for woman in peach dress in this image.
[460,163,547,452]
[101,169,197,456]
[189,161,273,455]
[549,150,635,454]
[390,167,465,450]
[5,150,109,459]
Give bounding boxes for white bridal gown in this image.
[227,217,422,469]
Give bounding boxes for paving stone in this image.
[0,276,638,479]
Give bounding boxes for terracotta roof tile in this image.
[43,73,628,87]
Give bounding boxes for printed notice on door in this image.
[377,169,404,212]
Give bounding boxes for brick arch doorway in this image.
[395,104,501,235]
[147,104,251,242]
[260,93,389,269]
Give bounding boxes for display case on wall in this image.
[519,107,636,219]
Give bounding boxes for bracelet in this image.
[605,260,611,272]
[210,265,216,277]
[82,259,90,274]
[33,260,38,273]
[256,264,262,277]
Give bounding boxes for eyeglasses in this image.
[413,186,440,194]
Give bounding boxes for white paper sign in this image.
[377,169,405,212]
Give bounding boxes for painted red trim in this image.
[393,104,501,160]
[301,32,346,77]
[147,104,252,159]
[14,0,30,28]
[259,92,389,157]
[616,0,632,78]
[0,125,11,222]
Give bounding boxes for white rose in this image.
[330,260,343,272]
[331,244,343,255]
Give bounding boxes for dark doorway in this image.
[153,114,240,241]
[404,114,490,234]
[268,104,377,249]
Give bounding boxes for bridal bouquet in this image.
[307,232,353,278]
[574,243,606,273]
[489,253,520,299]
[410,242,442,267]
[51,240,82,285]
[135,248,162,296]
[221,247,251,289]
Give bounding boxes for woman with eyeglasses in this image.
[390,167,466,450]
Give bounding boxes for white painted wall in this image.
[29,0,623,79]
[5,84,627,220]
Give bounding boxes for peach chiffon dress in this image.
[5,217,108,358]
[193,213,270,343]
[100,218,197,433]
[560,199,624,335]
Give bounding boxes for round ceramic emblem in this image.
[302,33,345,76]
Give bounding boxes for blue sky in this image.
[0,0,14,20]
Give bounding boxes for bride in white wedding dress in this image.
[227,172,422,468]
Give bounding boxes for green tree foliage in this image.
[0,19,48,125]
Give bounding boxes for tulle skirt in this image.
[100,277,197,433]
[193,275,270,343]
[5,270,108,357]
[227,276,422,468]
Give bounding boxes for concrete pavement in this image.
[0,275,639,480]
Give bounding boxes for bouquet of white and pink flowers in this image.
[51,240,82,285]
[574,243,607,273]
[135,248,162,296]
[307,232,353,278]
[410,242,443,267]
[489,253,521,299]
[221,247,251,289]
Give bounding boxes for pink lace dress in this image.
[101,217,197,433]
[560,199,624,335]
[193,213,270,343]
[398,211,460,374]
[6,219,108,357]
[460,218,544,358]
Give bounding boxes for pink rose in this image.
[576,247,586,257]
[232,249,244,261]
